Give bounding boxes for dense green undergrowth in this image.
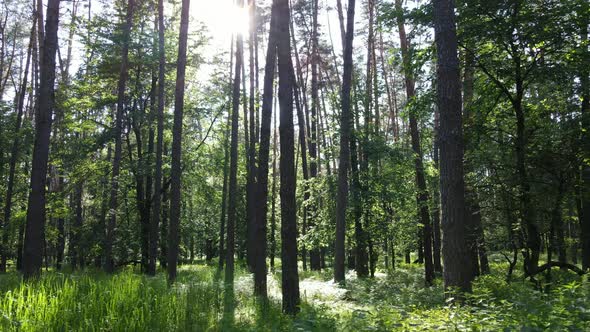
[0,259,588,331]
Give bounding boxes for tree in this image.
[148,0,166,276]
[1,15,35,272]
[104,0,134,273]
[334,0,356,284]
[167,0,190,284]
[276,0,299,314]
[395,0,434,286]
[22,0,61,279]
[433,0,474,293]
[225,3,245,286]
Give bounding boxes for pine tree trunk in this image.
[22,0,61,279]
[167,0,190,283]
[246,0,258,272]
[433,0,474,293]
[105,0,134,273]
[270,107,278,270]
[1,17,35,272]
[148,0,166,276]
[579,5,589,271]
[277,0,300,314]
[253,0,279,298]
[396,0,434,286]
[308,0,321,271]
[225,23,244,287]
[334,0,356,284]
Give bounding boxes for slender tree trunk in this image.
[148,0,166,276]
[22,0,61,279]
[226,23,244,288]
[1,17,35,272]
[432,108,442,273]
[276,0,300,314]
[308,0,321,271]
[334,0,356,284]
[246,0,258,272]
[336,0,346,50]
[433,0,474,293]
[396,0,434,286]
[167,0,190,283]
[579,4,589,271]
[105,0,134,273]
[253,0,279,298]
[270,105,278,270]
[289,9,310,270]
[218,36,234,272]
[463,48,487,276]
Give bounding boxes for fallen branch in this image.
[527,261,587,277]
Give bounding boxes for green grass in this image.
[0,260,588,331]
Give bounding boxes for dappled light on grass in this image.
[0,262,588,331]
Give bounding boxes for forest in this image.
[0,0,589,330]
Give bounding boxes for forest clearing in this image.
[0,0,588,330]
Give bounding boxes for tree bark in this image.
[277,0,300,314]
[334,0,356,284]
[433,0,474,293]
[253,0,279,298]
[396,0,434,286]
[22,0,61,279]
[225,25,244,287]
[579,3,589,271]
[246,0,258,272]
[308,0,321,271]
[167,0,190,283]
[1,17,35,272]
[104,0,134,273]
[148,0,166,276]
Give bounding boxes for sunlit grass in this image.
[0,260,588,331]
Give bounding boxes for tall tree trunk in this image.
[218,36,234,272]
[167,0,190,283]
[22,0,61,279]
[289,9,310,271]
[433,0,474,293]
[270,109,278,270]
[396,0,434,286]
[277,0,300,314]
[432,108,442,273]
[225,20,245,288]
[579,3,589,271]
[253,0,279,298]
[1,17,35,272]
[246,0,258,272]
[334,0,356,284]
[148,0,166,276]
[105,0,134,273]
[308,0,321,271]
[463,48,488,276]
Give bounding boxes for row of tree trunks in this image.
[104,0,134,274]
[0,15,36,272]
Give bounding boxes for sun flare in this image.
[195,0,251,42]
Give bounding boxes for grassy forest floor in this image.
[1,256,589,331]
